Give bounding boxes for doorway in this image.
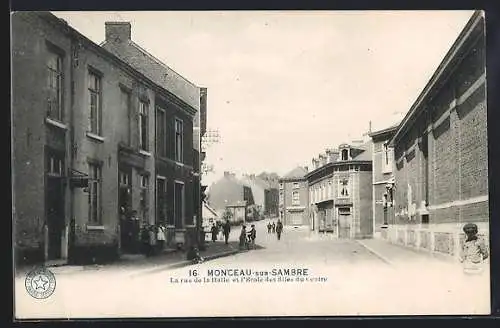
[338,207,352,239]
[45,149,66,261]
[119,169,137,253]
[46,177,65,260]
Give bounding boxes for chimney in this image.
[224,171,231,178]
[105,22,131,43]
[304,166,308,172]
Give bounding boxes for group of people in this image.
[239,224,257,250]
[210,220,232,244]
[267,220,284,240]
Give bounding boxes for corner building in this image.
[387,11,488,259]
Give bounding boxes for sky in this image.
[52,10,475,186]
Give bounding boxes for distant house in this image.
[202,202,219,231]
[207,171,254,217]
[279,166,309,226]
[225,201,247,224]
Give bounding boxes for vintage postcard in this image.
[12,10,490,318]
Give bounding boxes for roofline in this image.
[38,12,198,117]
[305,160,372,179]
[389,10,484,146]
[368,124,399,138]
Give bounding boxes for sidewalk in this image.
[356,238,461,269]
[15,241,250,278]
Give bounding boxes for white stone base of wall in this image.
[381,222,489,261]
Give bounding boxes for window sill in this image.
[139,150,152,157]
[382,168,393,174]
[86,132,105,143]
[45,117,68,130]
[86,225,105,231]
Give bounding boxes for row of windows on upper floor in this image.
[45,45,186,162]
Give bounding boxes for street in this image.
[15,219,490,318]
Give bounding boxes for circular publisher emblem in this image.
[25,267,56,299]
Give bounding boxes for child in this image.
[460,223,488,275]
[186,246,204,264]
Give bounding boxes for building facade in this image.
[306,142,373,239]
[279,167,309,226]
[387,11,488,259]
[12,12,202,265]
[101,21,206,249]
[369,126,398,239]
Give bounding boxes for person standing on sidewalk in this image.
[272,222,276,234]
[276,220,283,240]
[156,223,166,253]
[223,220,231,245]
[460,223,488,275]
[267,222,272,234]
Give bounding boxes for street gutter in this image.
[128,249,244,278]
[355,240,393,266]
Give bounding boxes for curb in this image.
[356,240,393,266]
[129,249,243,278]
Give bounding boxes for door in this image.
[338,207,352,239]
[119,170,134,253]
[46,177,65,260]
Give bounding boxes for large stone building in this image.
[306,141,373,238]
[279,166,309,226]
[386,11,488,259]
[241,173,279,218]
[101,21,207,250]
[369,125,398,238]
[11,12,205,265]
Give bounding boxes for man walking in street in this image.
[272,221,276,233]
[276,220,283,241]
[267,222,272,234]
[223,219,231,245]
[248,224,257,249]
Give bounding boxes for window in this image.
[119,172,130,186]
[88,71,102,135]
[175,119,184,162]
[339,179,349,198]
[328,180,333,198]
[48,155,64,176]
[292,191,300,205]
[279,183,284,190]
[279,191,284,204]
[139,101,149,151]
[174,182,185,228]
[140,174,149,223]
[156,107,166,157]
[341,149,349,161]
[293,182,300,189]
[47,50,63,121]
[120,89,131,145]
[156,177,168,225]
[88,162,102,224]
[383,144,393,173]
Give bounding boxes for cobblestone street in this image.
[15,219,490,318]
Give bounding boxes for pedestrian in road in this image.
[460,223,488,275]
[272,222,276,233]
[276,220,283,241]
[211,223,218,243]
[148,225,157,255]
[239,225,248,250]
[267,222,272,234]
[248,224,257,249]
[223,219,231,245]
[156,223,166,253]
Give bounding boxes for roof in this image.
[350,141,372,161]
[203,202,219,218]
[281,166,308,181]
[368,124,399,139]
[390,11,484,146]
